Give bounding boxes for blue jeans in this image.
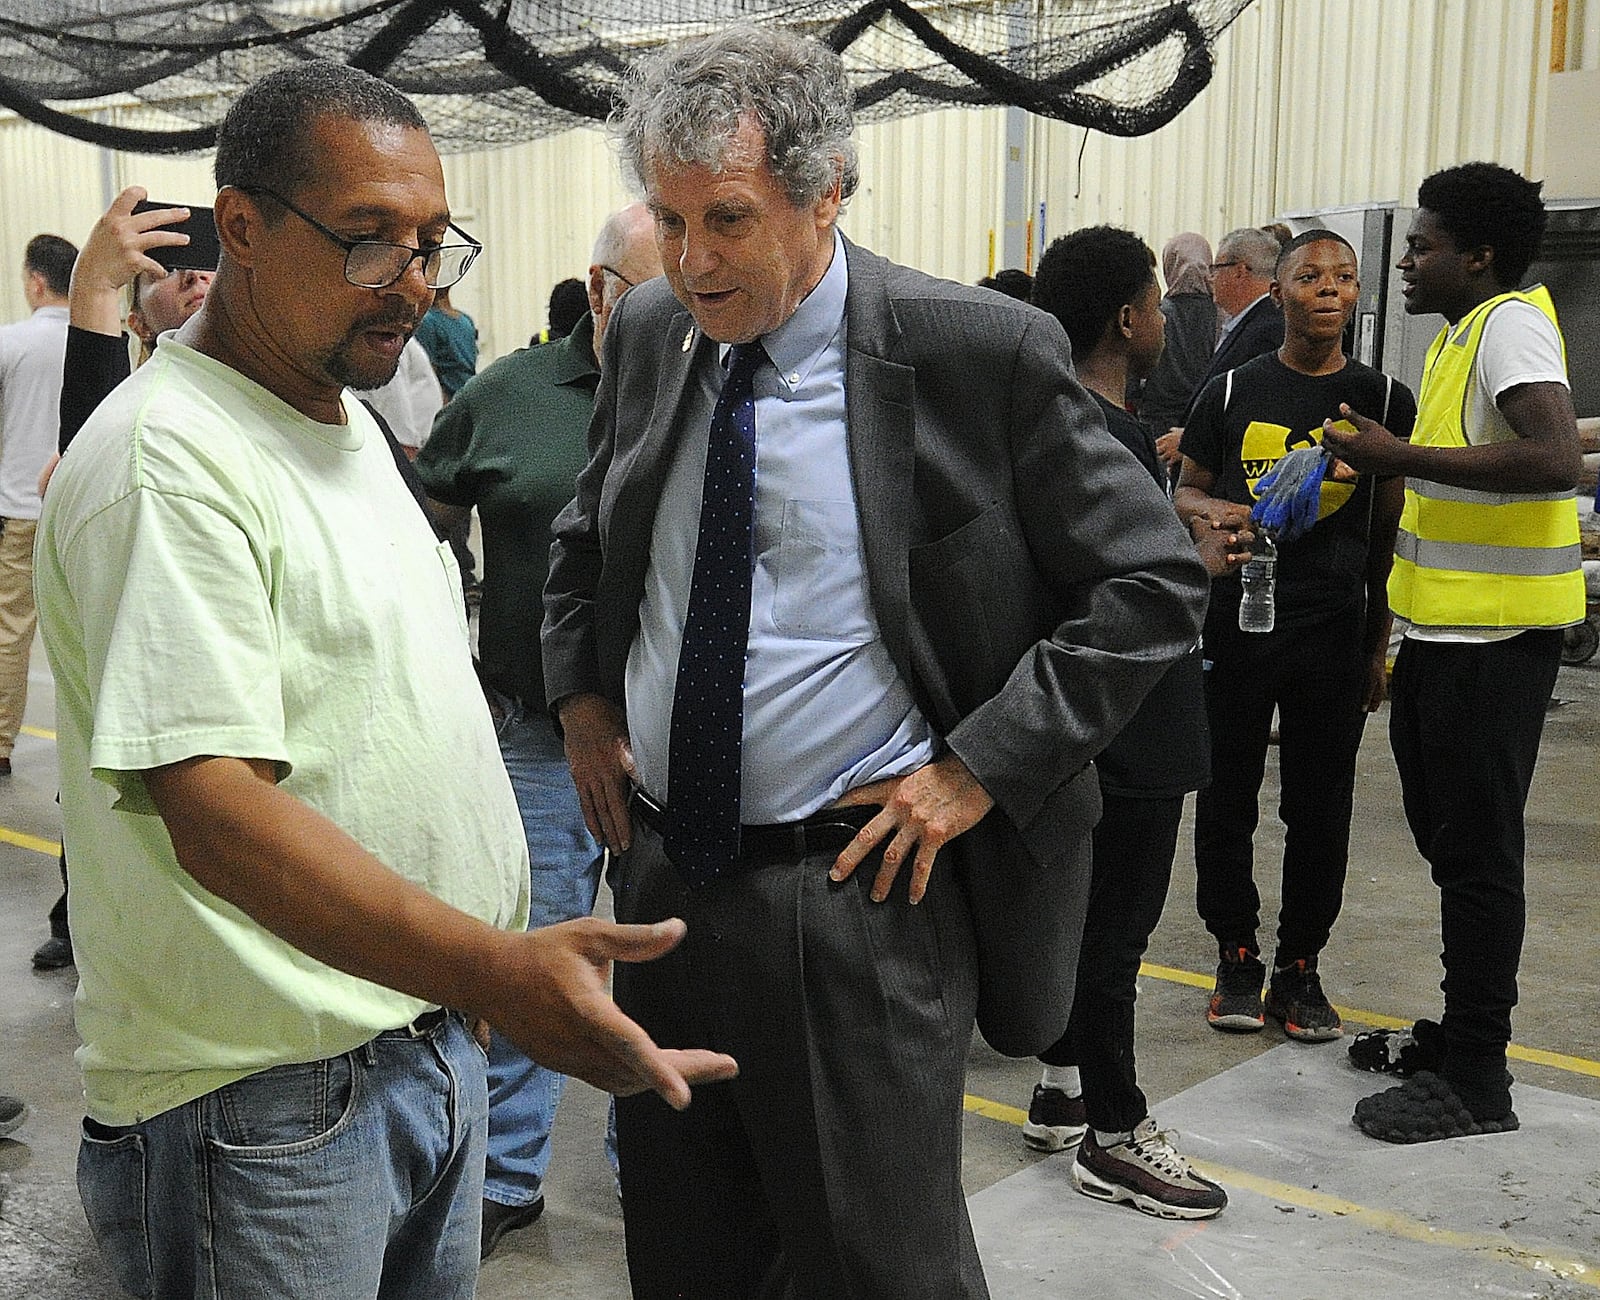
[77,1013,487,1299]
[486,699,611,1206]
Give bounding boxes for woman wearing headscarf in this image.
[1133,232,1217,475]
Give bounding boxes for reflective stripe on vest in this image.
[1388,287,1583,631]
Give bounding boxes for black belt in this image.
[631,788,878,873]
[378,1007,451,1039]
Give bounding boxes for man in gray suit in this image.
[543,27,1208,1298]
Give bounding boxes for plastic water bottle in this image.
[1238,531,1278,633]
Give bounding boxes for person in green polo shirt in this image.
[416,202,664,1257]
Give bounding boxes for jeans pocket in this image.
[204,1055,361,1158]
[77,1119,153,1298]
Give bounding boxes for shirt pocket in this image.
[436,539,469,640]
[769,498,875,642]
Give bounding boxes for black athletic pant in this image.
[1194,603,1368,962]
[1040,791,1183,1133]
[1388,630,1560,1085]
[47,850,68,942]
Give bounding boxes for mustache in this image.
[350,310,423,334]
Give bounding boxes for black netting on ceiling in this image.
[0,0,1255,156]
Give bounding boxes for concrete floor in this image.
[2,639,1597,1298]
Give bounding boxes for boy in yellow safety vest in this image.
[1322,162,1584,1144]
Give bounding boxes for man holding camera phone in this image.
[31,188,219,976]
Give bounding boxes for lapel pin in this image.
[682,328,694,353]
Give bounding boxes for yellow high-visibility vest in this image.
[1388,286,1583,631]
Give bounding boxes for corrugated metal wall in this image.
[1563,0,1600,67]
[438,135,634,359]
[1029,0,1555,257]
[0,0,1576,361]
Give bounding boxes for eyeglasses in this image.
[240,187,482,290]
[598,265,635,288]
[1209,260,1242,272]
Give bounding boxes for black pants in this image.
[1194,604,1368,961]
[610,824,986,1300]
[1388,630,1560,1081]
[48,849,68,942]
[1040,791,1182,1133]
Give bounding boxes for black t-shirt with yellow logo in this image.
[1181,353,1416,633]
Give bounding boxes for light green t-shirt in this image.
[36,333,529,1126]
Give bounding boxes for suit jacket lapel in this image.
[614,304,714,556]
[602,301,716,677]
[641,305,713,484]
[1218,295,1266,369]
[841,239,917,682]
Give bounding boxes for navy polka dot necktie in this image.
[665,341,766,885]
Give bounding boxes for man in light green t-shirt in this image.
[36,61,733,1299]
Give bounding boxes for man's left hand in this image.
[1361,649,1389,713]
[829,755,994,905]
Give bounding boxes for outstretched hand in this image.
[1321,403,1406,477]
[485,916,737,1110]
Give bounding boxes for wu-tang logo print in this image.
[1240,420,1356,522]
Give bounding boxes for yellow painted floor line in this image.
[965,1093,1030,1128]
[962,1093,1600,1290]
[0,824,61,856]
[1188,1159,1600,1290]
[1139,961,1600,1080]
[20,724,55,740]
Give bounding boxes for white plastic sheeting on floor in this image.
[972,1044,1600,1298]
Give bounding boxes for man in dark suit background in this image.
[542,26,1208,1298]
[1182,225,1285,420]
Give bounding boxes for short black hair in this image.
[1274,228,1356,278]
[979,268,1034,301]
[214,61,428,203]
[1417,162,1547,287]
[25,234,77,296]
[1032,225,1156,360]
[547,277,589,339]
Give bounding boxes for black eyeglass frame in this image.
[1208,259,1243,273]
[238,186,482,290]
[597,264,635,288]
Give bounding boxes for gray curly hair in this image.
[610,26,859,211]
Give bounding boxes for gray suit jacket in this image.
[543,238,1209,1056]
[1183,294,1284,422]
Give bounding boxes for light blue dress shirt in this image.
[626,230,935,822]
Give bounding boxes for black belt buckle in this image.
[404,1007,449,1038]
[632,788,875,874]
[632,787,669,836]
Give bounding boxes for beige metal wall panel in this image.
[1546,69,1600,193]
[106,153,216,210]
[0,123,105,325]
[1028,0,1282,254]
[439,131,633,363]
[1017,0,1553,265]
[0,2,1564,345]
[1580,0,1600,68]
[846,109,1009,283]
